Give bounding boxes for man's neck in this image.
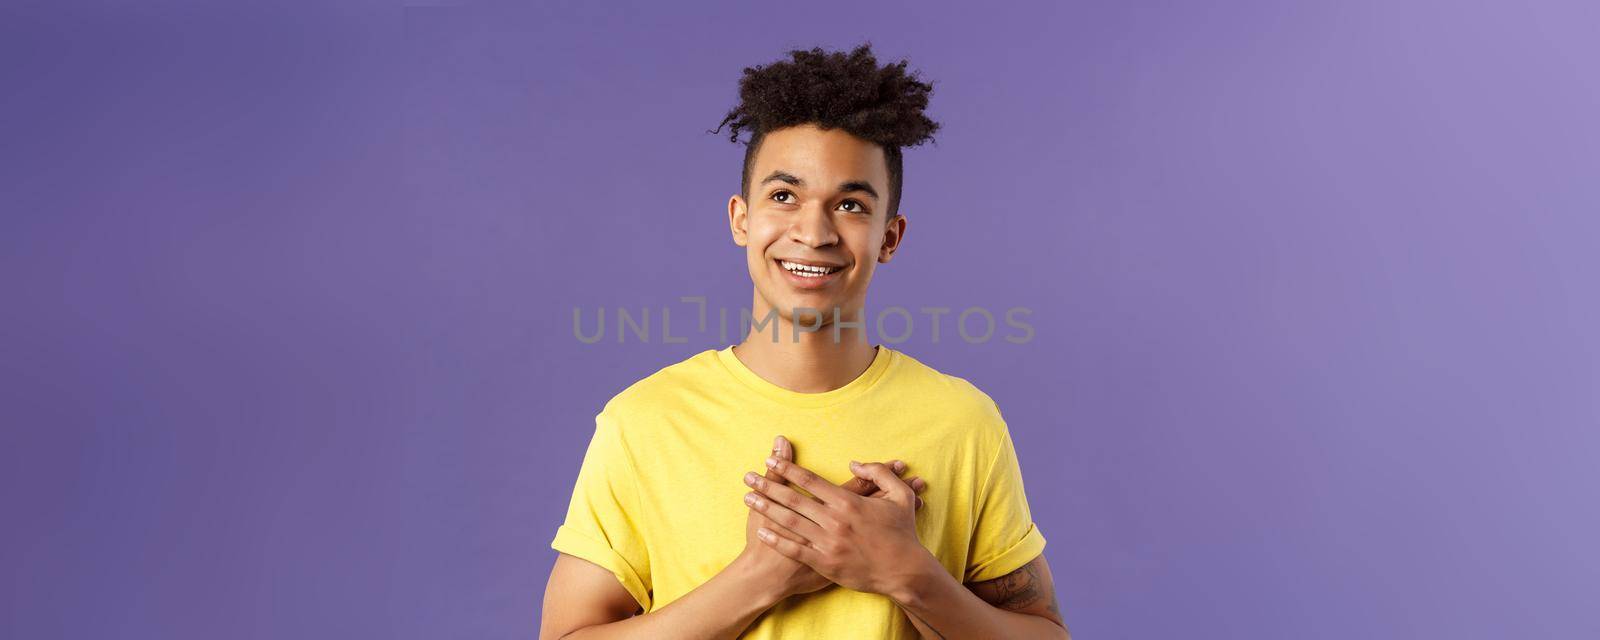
[732,308,878,394]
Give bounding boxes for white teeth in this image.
[779,260,839,277]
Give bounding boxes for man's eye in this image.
[839,200,866,213]
[771,191,795,204]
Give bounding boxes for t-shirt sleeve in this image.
[550,410,653,612]
[964,413,1048,584]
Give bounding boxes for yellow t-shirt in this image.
[549,344,1047,638]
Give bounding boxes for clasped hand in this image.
[741,435,932,599]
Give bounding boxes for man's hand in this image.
[736,435,928,600]
[743,455,932,599]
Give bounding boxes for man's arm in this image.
[963,554,1066,628]
[539,551,784,640]
[541,444,926,640]
[892,554,1070,640]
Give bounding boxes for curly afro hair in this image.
[710,42,940,218]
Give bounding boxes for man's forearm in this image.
[890,555,1069,640]
[561,557,783,640]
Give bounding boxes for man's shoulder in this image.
[598,348,724,417]
[887,350,1023,472]
[887,348,1008,429]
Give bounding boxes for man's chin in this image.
[751,284,869,324]
[771,300,869,331]
[774,303,837,323]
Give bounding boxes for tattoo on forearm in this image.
[974,557,1063,624]
[992,560,1046,610]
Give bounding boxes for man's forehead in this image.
[751,138,887,192]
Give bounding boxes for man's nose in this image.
[788,202,840,247]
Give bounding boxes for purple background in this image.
[3,1,1597,638]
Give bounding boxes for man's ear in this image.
[728,194,749,247]
[878,213,907,263]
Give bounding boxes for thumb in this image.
[850,460,912,506]
[843,459,909,496]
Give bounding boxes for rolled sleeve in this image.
[551,524,652,612]
[549,411,653,612]
[964,415,1048,584]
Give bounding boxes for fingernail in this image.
[892,460,906,472]
[744,493,756,506]
[757,528,772,541]
[849,460,862,470]
[765,456,778,469]
[744,472,757,485]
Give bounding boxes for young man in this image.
[540,44,1069,639]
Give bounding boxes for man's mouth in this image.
[777,259,844,279]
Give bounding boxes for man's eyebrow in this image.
[759,170,880,201]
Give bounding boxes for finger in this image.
[841,459,908,495]
[841,476,873,496]
[745,490,826,540]
[873,476,926,508]
[764,436,794,485]
[850,461,914,507]
[749,499,812,545]
[757,514,810,545]
[746,471,832,529]
[868,489,922,510]
[756,527,822,566]
[872,475,924,495]
[767,456,853,505]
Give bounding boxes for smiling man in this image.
[540,43,1069,639]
